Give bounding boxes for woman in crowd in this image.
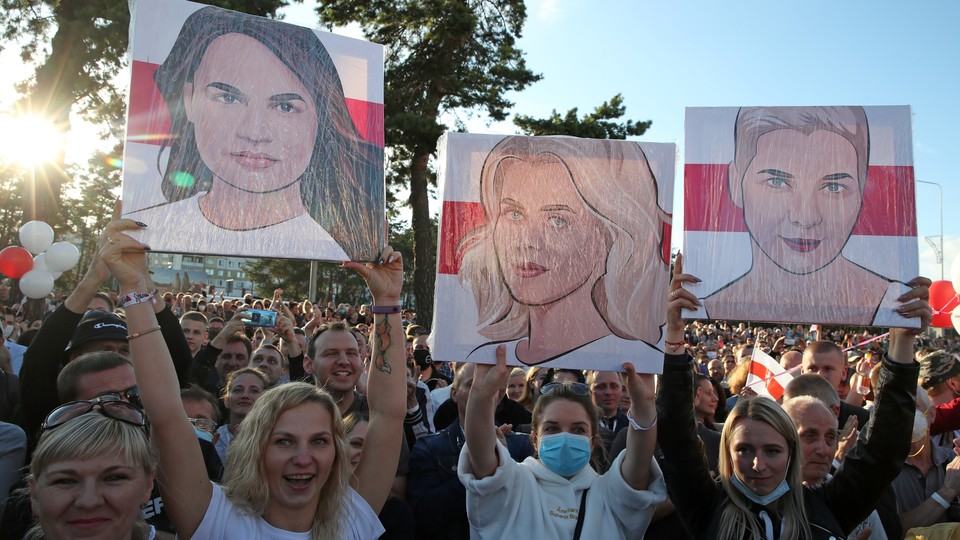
[100,228,407,539]
[215,367,268,463]
[657,254,929,539]
[505,368,526,401]
[27,401,156,540]
[458,345,666,538]
[515,366,543,414]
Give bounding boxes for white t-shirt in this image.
[125,194,350,261]
[192,483,384,540]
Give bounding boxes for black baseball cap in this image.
[65,310,128,353]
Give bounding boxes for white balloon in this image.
[32,253,48,272]
[51,271,62,280]
[19,221,54,255]
[953,310,960,335]
[19,269,54,299]
[45,242,80,272]
[950,254,960,293]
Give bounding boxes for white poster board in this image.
[683,106,918,327]
[121,0,385,262]
[430,133,675,372]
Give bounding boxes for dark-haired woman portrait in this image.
[125,6,384,261]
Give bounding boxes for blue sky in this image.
[285,0,960,280]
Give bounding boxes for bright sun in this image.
[0,115,63,168]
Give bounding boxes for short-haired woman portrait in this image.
[457,135,672,368]
[685,106,916,327]
[122,3,385,262]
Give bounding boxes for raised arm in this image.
[342,247,407,513]
[655,254,720,536]
[820,277,930,533]
[464,345,508,479]
[101,230,211,538]
[619,363,657,489]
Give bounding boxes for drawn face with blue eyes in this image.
[492,155,607,307]
[183,33,319,195]
[736,129,863,275]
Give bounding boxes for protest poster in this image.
[121,0,385,262]
[429,133,675,372]
[683,106,918,327]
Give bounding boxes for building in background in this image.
[148,253,258,297]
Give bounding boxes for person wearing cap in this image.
[17,211,194,448]
[920,350,960,407]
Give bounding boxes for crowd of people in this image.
[0,215,957,539]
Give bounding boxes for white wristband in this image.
[931,492,950,510]
[626,411,657,431]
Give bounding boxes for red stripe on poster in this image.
[438,201,486,275]
[126,60,384,148]
[684,164,916,236]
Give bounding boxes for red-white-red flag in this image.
[745,348,794,401]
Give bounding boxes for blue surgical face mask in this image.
[193,426,214,443]
[538,432,592,477]
[728,465,791,506]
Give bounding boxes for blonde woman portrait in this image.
[458,136,671,367]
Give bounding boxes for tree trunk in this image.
[409,150,435,326]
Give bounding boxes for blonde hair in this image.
[28,413,156,540]
[717,397,812,540]
[222,382,350,539]
[458,136,669,344]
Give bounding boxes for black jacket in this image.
[656,352,917,539]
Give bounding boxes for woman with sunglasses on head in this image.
[458,346,666,539]
[28,397,156,540]
[99,229,408,539]
[657,254,930,539]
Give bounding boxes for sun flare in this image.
[0,115,64,168]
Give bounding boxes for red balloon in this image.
[929,280,959,328]
[0,246,33,279]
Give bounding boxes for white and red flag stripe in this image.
[745,348,795,401]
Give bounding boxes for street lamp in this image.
[916,180,943,280]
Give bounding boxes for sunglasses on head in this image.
[540,382,591,397]
[97,386,143,409]
[42,396,148,433]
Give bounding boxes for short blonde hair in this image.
[29,413,155,540]
[459,136,669,344]
[222,382,350,539]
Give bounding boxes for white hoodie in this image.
[458,440,667,539]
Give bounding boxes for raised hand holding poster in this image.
[683,106,918,327]
[122,0,385,262]
[430,133,675,372]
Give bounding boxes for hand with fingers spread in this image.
[835,415,859,462]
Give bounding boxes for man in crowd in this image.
[801,340,870,429]
[250,343,288,387]
[180,310,208,358]
[590,370,626,433]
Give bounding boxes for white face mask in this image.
[729,469,791,506]
[2,325,12,339]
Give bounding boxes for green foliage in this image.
[319,0,540,325]
[244,258,312,300]
[513,94,652,139]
